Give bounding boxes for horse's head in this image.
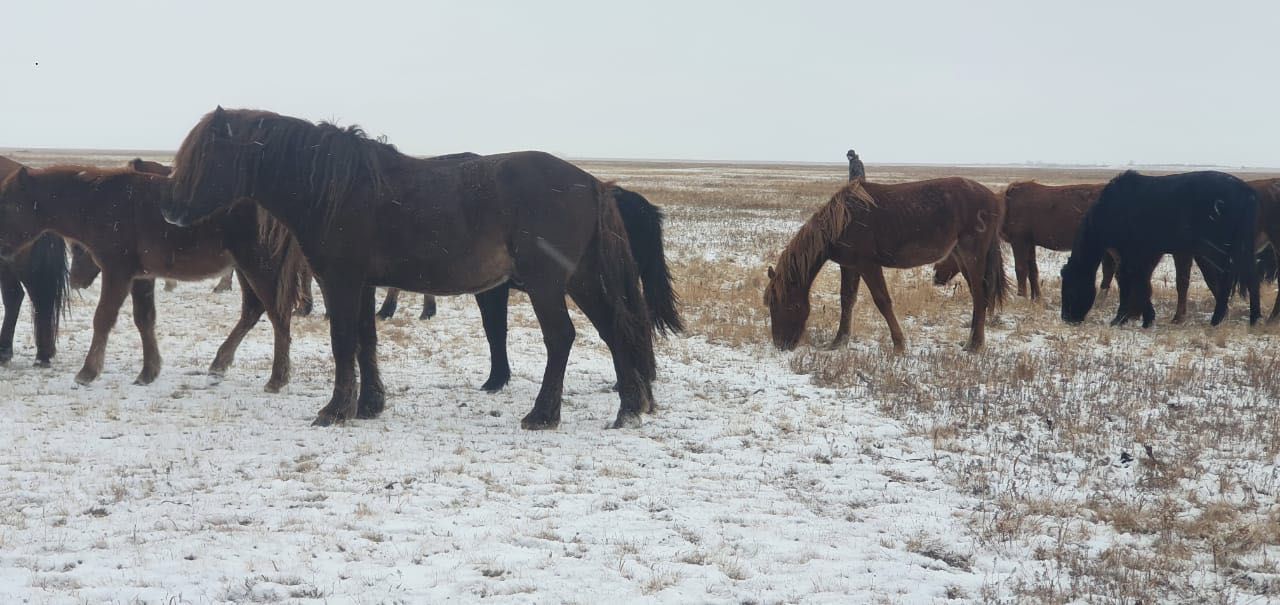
[0,167,49,258]
[1059,258,1096,324]
[129,158,172,177]
[165,106,244,227]
[68,243,101,289]
[764,265,809,351]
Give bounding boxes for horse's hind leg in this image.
[1010,240,1032,299]
[954,248,989,351]
[0,267,24,365]
[212,270,234,293]
[859,264,906,353]
[376,288,400,320]
[521,285,576,430]
[477,284,512,393]
[568,273,652,426]
[208,273,266,382]
[75,272,132,385]
[130,279,162,385]
[1026,245,1043,301]
[828,265,861,349]
[1171,253,1192,324]
[355,285,385,419]
[420,294,437,320]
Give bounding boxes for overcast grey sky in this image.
[2,1,1277,166]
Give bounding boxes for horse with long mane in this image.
[0,165,308,389]
[1061,170,1260,327]
[765,178,1007,352]
[164,107,659,430]
[0,155,67,367]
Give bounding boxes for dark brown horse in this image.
[0,155,68,367]
[164,107,657,430]
[766,178,1007,352]
[1250,179,1280,321]
[0,166,306,390]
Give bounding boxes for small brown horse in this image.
[0,156,68,367]
[766,178,1007,352]
[0,166,306,390]
[164,107,657,430]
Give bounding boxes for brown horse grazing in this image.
[0,155,68,367]
[164,107,657,430]
[766,179,1007,352]
[0,166,307,390]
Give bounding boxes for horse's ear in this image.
[12,166,32,190]
[767,265,776,279]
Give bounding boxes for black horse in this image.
[1061,170,1260,327]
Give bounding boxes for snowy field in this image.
[2,153,1279,603]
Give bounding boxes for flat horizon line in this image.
[2,146,1276,172]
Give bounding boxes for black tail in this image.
[23,234,69,361]
[596,184,656,385]
[1239,247,1277,298]
[611,186,684,335]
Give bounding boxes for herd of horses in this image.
[765,150,1279,352]
[0,112,1274,430]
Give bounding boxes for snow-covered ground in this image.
[1,265,1013,602]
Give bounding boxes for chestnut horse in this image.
[1251,179,1280,321]
[164,107,657,430]
[765,178,1007,352]
[1061,171,1259,327]
[0,155,67,366]
[0,166,307,389]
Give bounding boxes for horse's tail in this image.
[595,182,656,384]
[26,234,69,325]
[983,234,1009,314]
[256,207,308,319]
[611,186,683,336]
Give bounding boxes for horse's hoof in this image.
[825,337,848,351]
[0,349,12,365]
[1170,316,1185,325]
[264,379,287,394]
[74,369,98,385]
[480,374,510,393]
[520,412,560,431]
[33,359,52,369]
[311,412,349,427]
[421,304,437,320]
[376,311,393,321]
[610,411,643,429]
[133,370,160,386]
[357,392,386,419]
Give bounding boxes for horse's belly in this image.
[880,242,956,269]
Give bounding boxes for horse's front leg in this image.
[828,265,860,349]
[356,285,386,419]
[130,279,163,385]
[76,272,132,385]
[312,274,362,426]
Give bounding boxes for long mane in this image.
[764,182,864,305]
[172,108,399,229]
